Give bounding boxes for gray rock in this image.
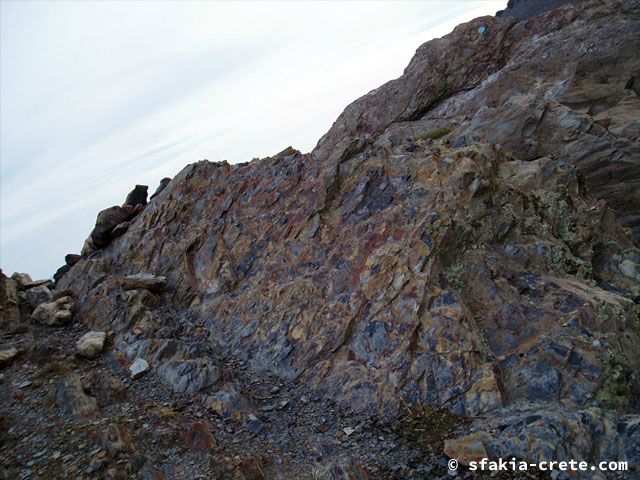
[25,284,53,309]
[54,374,99,418]
[10,272,33,289]
[129,358,150,379]
[246,415,264,435]
[156,358,220,395]
[76,331,107,359]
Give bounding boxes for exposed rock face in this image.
[55,0,639,472]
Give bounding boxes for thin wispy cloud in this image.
[1,0,505,278]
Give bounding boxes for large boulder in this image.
[31,296,74,326]
[90,206,131,249]
[123,184,148,208]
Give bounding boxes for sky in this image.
[1,0,505,279]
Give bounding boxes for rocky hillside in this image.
[2,0,639,479]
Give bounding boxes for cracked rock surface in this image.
[2,0,640,478]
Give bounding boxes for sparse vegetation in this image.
[417,126,453,141]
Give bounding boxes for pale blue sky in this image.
[1,0,505,278]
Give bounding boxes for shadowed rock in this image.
[123,184,148,208]
[150,177,171,200]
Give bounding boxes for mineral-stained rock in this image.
[120,274,166,292]
[25,284,53,309]
[55,0,640,468]
[0,347,18,365]
[54,373,99,418]
[123,184,148,208]
[150,177,171,200]
[77,331,107,359]
[31,296,74,326]
[182,420,217,451]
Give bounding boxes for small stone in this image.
[129,358,149,379]
[76,331,107,359]
[18,381,32,389]
[246,417,263,435]
[343,427,355,437]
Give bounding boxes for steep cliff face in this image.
[12,0,639,476]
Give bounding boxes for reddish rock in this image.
[183,420,217,451]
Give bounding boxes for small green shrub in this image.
[417,126,453,141]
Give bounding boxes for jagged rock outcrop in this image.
[123,184,148,208]
[54,0,639,474]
